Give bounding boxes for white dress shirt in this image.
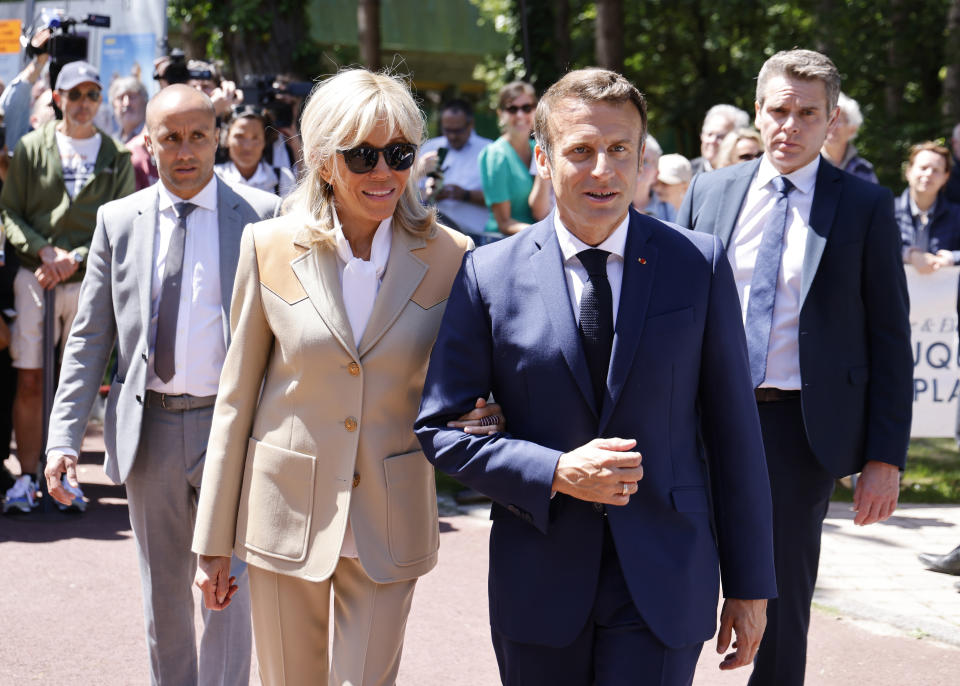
[147,176,225,396]
[421,131,493,234]
[332,210,393,558]
[729,155,820,390]
[554,212,629,326]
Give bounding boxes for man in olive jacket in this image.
[1,61,134,513]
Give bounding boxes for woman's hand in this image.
[195,555,238,611]
[447,397,506,435]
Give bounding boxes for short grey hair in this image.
[108,76,147,105]
[645,134,663,158]
[836,92,863,132]
[701,104,750,133]
[952,122,960,143]
[756,49,841,113]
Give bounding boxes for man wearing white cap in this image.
[1,60,134,514]
[655,153,693,213]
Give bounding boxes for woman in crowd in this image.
[897,141,960,273]
[191,69,500,685]
[215,105,297,197]
[821,92,878,183]
[479,81,550,235]
[715,127,764,168]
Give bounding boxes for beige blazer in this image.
[193,215,472,583]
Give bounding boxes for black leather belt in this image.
[145,390,217,411]
[754,387,801,403]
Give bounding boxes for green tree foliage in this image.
[473,0,958,189]
[168,1,323,80]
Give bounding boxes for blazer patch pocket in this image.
[383,449,439,566]
[239,438,316,562]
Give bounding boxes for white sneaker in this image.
[3,475,37,514]
[57,475,87,513]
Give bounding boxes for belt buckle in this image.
[160,393,171,410]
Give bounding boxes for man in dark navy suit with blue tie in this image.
[417,69,777,686]
[677,50,913,685]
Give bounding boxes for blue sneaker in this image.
[3,475,37,514]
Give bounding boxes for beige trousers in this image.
[248,558,417,686]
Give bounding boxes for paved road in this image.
[2,435,960,684]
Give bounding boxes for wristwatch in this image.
[70,250,84,265]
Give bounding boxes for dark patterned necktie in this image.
[154,202,196,383]
[744,175,794,387]
[577,248,613,410]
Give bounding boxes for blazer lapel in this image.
[133,189,160,339]
[291,238,359,361]
[358,228,428,357]
[801,159,841,309]
[712,160,758,247]
[216,180,244,345]
[529,218,597,416]
[601,211,656,430]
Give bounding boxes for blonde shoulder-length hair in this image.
[283,68,435,246]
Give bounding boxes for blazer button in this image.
[347,362,360,376]
[344,416,358,432]
[352,473,361,488]
[141,352,148,362]
[136,394,142,404]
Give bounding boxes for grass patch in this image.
[831,438,960,504]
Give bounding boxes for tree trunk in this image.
[943,0,960,124]
[358,0,381,71]
[884,0,908,119]
[553,0,571,75]
[595,0,624,72]
[222,9,307,78]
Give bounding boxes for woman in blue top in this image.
[896,141,960,273]
[480,81,549,235]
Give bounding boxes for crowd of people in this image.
[1,35,959,686]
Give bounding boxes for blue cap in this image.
[55,61,101,91]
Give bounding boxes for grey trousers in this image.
[125,402,252,686]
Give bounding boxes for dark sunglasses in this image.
[65,88,101,102]
[504,103,535,114]
[738,151,764,161]
[338,142,417,174]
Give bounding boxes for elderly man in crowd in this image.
[419,98,493,236]
[2,61,134,515]
[679,49,912,686]
[820,92,878,183]
[631,134,674,220]
[690,103,751,175]
[109,76,148,143]
[43,84,277,684]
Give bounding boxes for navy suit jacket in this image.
[416,210,776,650]
[677,158,912,476]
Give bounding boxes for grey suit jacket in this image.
[46,178,279,484]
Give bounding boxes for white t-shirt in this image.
[56,131,101,199]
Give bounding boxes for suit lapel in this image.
[529,219,597,416]
[134,189,160,339]
[358,228,428,357]
[801,159,841,308]
[291,238,359,361]
[601,211,657,430]
[216,180,244,345]
[712,160,758,247]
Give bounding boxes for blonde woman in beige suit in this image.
[190,69,500,685]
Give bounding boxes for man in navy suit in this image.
[677,50,912,686]
[416,68,777,686]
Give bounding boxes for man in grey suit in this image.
[43,85,279,685]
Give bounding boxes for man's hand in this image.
[447,397,505,435]
[909,249,940,274]
[195,555,238,611]
[551,437,643,506]
[209,80,243,117]
[35,245,78,289]
[935,249,956,268]
[45,451,80,506]
[717,598,767,670]
[852,460,900,525]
